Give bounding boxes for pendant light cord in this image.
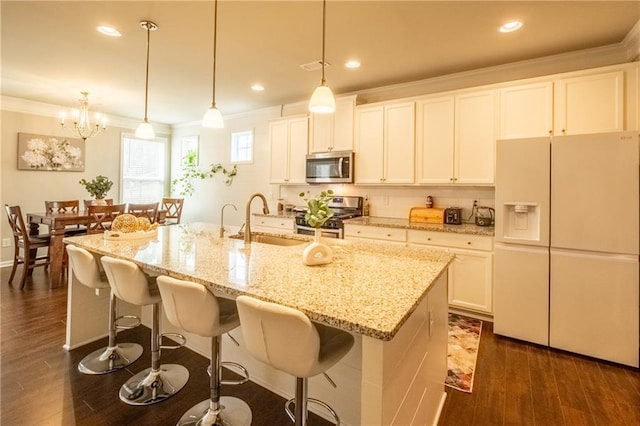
[320,0,326,85]
[211,0,218,108]
[143,23,151,122]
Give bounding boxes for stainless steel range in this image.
[295,195,363,239]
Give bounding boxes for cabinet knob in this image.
[427,237,431,241]
[548,130,553,135]
[357,230,361,234]
[450,178,454,182]
[386,234,391,237]
[562,129,566,134]
[467,241,471,245]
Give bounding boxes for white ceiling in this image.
[2,1,639,126]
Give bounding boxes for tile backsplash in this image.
[278,184,495,224]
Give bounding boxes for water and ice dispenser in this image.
[501,202,541,241]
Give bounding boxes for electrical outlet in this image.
[2,238,10,248]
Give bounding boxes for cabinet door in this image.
[309,97,355,153]
[499,82,553,138]
[416,96,455,184]
[454,90,496,184]
[355,105,384,183]
[288,117,309,183]
[554,71,624,135]
[269,120,290,183]
[384,102,415,184]
[448,248,493,313]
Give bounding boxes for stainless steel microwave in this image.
[305,151,354,184]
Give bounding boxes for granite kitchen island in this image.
[64,223,454,426]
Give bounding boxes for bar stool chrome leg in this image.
[78,293,143,375]
[177,334,252,425]
[119,303,189,405]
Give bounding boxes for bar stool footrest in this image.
[207,361,250,386]
[285,397,340,425]
[115,315,141,330]
[160,332,187,350]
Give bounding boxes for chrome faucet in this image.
[220,203,237,238]
[245,193,270,243]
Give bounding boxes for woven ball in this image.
[136,217,151,231]
[111,214,139,233]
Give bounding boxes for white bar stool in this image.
[66,245,143,374]
[236,295,354,426]
[157,275,252,426]
[101,256,189,406]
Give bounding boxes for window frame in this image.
[120,133,168,204]
[230,129,254,164]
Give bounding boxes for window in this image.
[230,130,253,164]
[121,134,166,203]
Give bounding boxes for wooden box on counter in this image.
[409,207,444,224]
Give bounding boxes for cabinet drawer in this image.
[344,224,407,242]
[253,215,294,231]
[408,230,493,251]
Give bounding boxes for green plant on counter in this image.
[299,189,334,228]
[171,150,237,197]
[79,175,113,199]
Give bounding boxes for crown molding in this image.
[0,96,171,134]
[623,18,640,61]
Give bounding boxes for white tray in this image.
[104,229,158,240]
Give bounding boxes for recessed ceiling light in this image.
[499,21,523,33]
[97,26,121,37]
[251,84,265,92]
[345,60,361,69]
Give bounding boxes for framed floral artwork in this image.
[17,133,85,171]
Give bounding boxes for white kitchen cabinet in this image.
[499,82,553,138]
[416,90,496,185]
[309,95,356,153]
[553,70,624,135]
[408,230,494,314]
[344,224,407,245]
[251,214,295,233]
[354,101,415,184]
[269,116,308,184]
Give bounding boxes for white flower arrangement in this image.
[21,137,83,170]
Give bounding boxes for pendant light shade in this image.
[309,0,335,114]
[137,20,157,139]
[203,0,224,128]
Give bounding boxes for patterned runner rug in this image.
[445,313,483,393]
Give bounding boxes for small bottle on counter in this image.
[426,195,433,208]
[363,196,370,216]
[277,198,284,213]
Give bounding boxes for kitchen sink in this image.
[227,233,307,246]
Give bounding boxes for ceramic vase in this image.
[302,228,333,266]
[93,198,107,206]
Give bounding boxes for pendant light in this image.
[136,20,157,139]
[308,0,335,114]
[202,0,224,128]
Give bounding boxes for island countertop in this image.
[65,223,453,341]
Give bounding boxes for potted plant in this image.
[299,189,334,265]
[79,175,113,204]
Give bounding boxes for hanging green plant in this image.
[171,150,237,197]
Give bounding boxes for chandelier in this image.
[60,91,107,141]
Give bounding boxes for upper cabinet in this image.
[355,101,415,184]
[499,82,554,138]
[416,89,497,185]
[309,95,356,153]
[553,70,624,135]
[269,116,308,184]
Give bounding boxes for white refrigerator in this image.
[494,131,639,367]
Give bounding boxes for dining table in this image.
[27,209,168,289]
[27,211,95,289]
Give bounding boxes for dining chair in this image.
[4,204,51,288]
[87,204,126,233]
[44,200,87,236]
[126,202,159,223]
[161,198,184,225]
[83,199,114,210]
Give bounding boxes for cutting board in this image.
[409,207,444,224]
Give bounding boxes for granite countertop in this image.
[64,223,454,341]
[345,216,495,236]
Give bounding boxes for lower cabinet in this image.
[343,224,407,245]
[408,230,494,314]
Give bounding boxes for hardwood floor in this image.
[2,266,639,425]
